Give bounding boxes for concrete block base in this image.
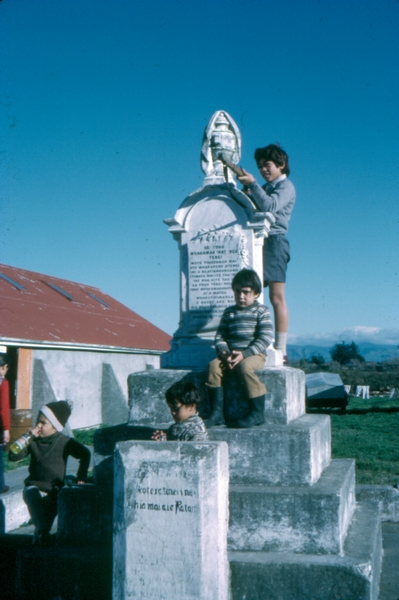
[208,414,331,485]
[113,440,230,600]
[228,459,355,554]
[57,484,112,546]
[229,501,382,600]
[15,545,112,600]
[128,366,306,427]
[1,490,30,533]
[356,484,399,522]
[223,366,306,424]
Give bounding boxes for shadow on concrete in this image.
[101,363,129,426]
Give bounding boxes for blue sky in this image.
[1,0,398,346]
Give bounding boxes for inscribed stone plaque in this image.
[188,225,249,333]
[113,441,229,600]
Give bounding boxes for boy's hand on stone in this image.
[152,430,167,441]
[227,351,244,369]
[237,169,255,186]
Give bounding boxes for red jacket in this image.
[0,379,11,432]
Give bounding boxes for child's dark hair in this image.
[231,269,262,295]
[165,381,200,407]
[254,144,290,176]
[0,353,10,367]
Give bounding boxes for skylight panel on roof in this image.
[86,291,110,308]
[44,281,74,301]
[0,272,27,291]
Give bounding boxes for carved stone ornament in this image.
[200,111,242,184]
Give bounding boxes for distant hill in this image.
[287,343,399,363]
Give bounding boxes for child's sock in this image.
[275,332,288,356]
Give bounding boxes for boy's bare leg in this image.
[268,282,288,357]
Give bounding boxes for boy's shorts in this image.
[263,234,290,285]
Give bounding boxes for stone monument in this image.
[161,110,275,371]
[125,110,382,598]
[57,111,382,600]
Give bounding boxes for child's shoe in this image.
[205,387,225,427]
[237,395,265,428]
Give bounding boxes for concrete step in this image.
[228,459,356,554]
[219,365,306,425]
[128,366,306,426]
[229,500,382,600]
[13,543,112,600]
[208,413,331,485]
[0,488,30,534]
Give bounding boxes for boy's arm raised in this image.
[236,168,255,186]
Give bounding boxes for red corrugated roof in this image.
[0,264,171,352]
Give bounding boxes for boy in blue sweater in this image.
[206,269,273,428]
[238,144,296,363]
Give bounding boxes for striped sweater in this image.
[215,301,273,359]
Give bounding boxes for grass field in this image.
[308,395,399,485]
[5,397,399,486]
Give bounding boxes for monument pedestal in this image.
[126,366,382,599]
[113,440,229,600]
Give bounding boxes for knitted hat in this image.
[40,400,73,432]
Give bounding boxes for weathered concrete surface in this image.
[223,366,305,424]
[379,522,399,599]
[0,489,30,533]
[32,348,161,429]
[128,366,305,425]
[228,459,355,554]
[128,369,204,424]
[209,414,331,485]
[357,485,399,522]
[229,501,382,600]
[113,440,229,600]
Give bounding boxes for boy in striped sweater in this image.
[206,269,273,428]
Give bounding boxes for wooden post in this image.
[9,348,33,444]
[16,348,32,409]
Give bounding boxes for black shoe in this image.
[237,395,266,428]
[205,387,225,427]
[0,486,10,494]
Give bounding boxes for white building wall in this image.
[31,348,161,429]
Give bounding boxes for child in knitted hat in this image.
[9,400,91,546]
